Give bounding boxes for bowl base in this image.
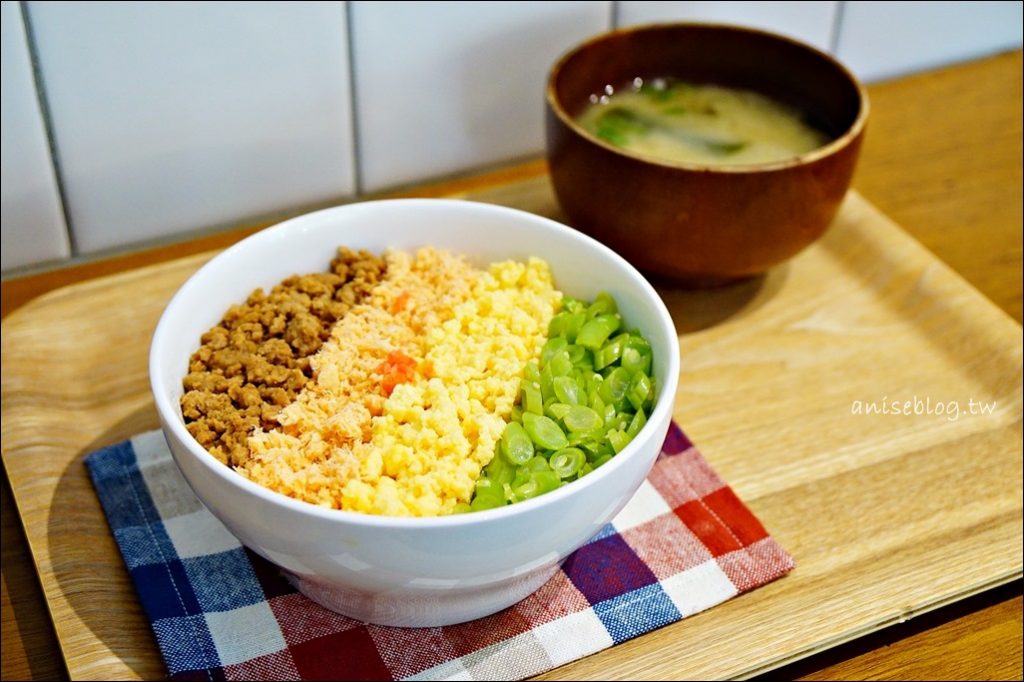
[286,562,562,627]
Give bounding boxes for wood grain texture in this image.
[787,583,1023,681]
[813,598,1022,682]
[1,473,67,681]
[2,185,1021,680]
[853,50,1023,323]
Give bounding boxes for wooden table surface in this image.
[2,50,1021,681]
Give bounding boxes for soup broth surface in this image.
[577,78,829,166]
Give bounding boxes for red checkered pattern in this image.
[88,424,794,681]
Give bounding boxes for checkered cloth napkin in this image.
[86,422,793,681]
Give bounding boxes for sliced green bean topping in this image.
[607,429,631,454]
[513,470,562,500]
[467,291,656,513]
[541,337,568,365]
[599,366,631,403]
[550,448,586,479]
[470,481,504,511]
[522,381,544,416]
[565,311,586,343]
[627,371,653,412]
[576,314,622,350]
[548,312,568,338]
[484,449,514,484]
[594,336,624,370]
[587,291,618,318]
[549,350,573,377]
[546,402,573,421]
[563,405,603,433]
[620,346,649,375]
[553,376,582,405]
[500,421,535,465]
[626,409,647,438]
[525,455,551,473]
[523,412,568,451]
[601,401,616,426]
[523,361,541,384]
[539,363,555,402]
[566,344,588,365]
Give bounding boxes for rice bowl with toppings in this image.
[151,198,680,626]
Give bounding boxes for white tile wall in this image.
[2,0,1021,273]
[836,0,1024,82]
[1,0,69,271]
[349,0,610,193]
[26,0,356,255]
[616,1,840,52]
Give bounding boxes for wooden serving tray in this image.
[2,177,1021,681]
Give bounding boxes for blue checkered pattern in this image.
[86,425,793,681]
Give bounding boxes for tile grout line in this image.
[609,0,619,30]
[344,0,365,197]
[19,0,79,257]
[828,0,846,55]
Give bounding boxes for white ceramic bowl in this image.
[150,198,680,627]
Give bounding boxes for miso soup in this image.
[577,78,830,166]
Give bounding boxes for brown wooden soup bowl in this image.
[545,23,869,283]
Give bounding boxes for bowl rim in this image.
[150,197,681,530]
[545,20,870,173]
